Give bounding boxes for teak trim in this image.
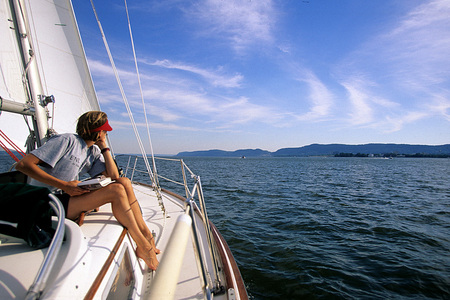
[210,221,248,300]
[84,228,127,300]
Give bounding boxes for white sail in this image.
[0,0,30,150]
[0,0,100,151]
[0,1,248,299]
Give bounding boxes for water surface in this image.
[169,157,449,299]
[2,154,449,299]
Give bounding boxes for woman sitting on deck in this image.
[15,111,159,270]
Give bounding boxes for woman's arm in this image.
[95,138,119,179]
[15,154,88,196]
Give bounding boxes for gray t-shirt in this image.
[29,133,106,191]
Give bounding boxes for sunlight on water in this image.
[2,154,449,299]
[174,157,450,299]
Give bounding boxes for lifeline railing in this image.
[118,155,224,298]
[25,194,66,300]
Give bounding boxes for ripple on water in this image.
[165,157,450,299]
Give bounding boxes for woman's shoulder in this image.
[48,132,76,140]
[43,133,83,148]
[30,133,77,157]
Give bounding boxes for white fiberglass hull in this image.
[0,182,246,299]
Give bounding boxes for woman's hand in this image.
[94,130,108,149]
[95,139,107,150]
[94,130,119,179]
[62,180,90,196]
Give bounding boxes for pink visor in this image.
[89,120,113,132]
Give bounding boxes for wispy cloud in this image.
[295,72,333,121]
[110,119,199,131]
[427,93,450,121]
[217,96,283,126]
[335,0,450,131]
[383,111,428,133]
[337,0,450,87]
[145,103,181,122]
[146,59,243,88]
[189,0,276,52]
[142,87,282,127]
[341,79,374,126]
[379,0,450,90]
[89,58,283,130]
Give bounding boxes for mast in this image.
[7,0,52,148]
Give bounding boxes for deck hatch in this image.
[103,247,136,300]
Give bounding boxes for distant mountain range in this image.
[176,143,450,157]
[177,148,272,157]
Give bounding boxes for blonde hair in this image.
[76,111,108,141]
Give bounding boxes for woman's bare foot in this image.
[152,241,161,255]
[136,246,159,270]
[146,234,161,254]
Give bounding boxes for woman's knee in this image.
[106,182,127,198]
[115,177,132,188]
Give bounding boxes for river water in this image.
[155,156,450,299]
[2,153,449,299]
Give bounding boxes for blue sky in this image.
[73,0,450,155]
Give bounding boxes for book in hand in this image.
[78,175,114,190]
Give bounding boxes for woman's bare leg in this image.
[67,183,159,270]
[115,177,161,254]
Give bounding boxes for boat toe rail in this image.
[117,155,248,299]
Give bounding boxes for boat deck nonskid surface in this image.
[133,183,224,300]
[0,183,226,299]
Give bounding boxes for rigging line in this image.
[17,3,33,107]
[27,1,56,133]
[26,0,48,97]
[15,0,53,142]
[18,0,48,107]
[124,0,159,187]
[0,130,26,156]
[14,1,39,144]
[0,140,19,162]
[89,0,155,184]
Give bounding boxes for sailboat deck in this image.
[0,235,46,298]
[133,183,224,299]
[0,183,227,299]
[1,0,246,297]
